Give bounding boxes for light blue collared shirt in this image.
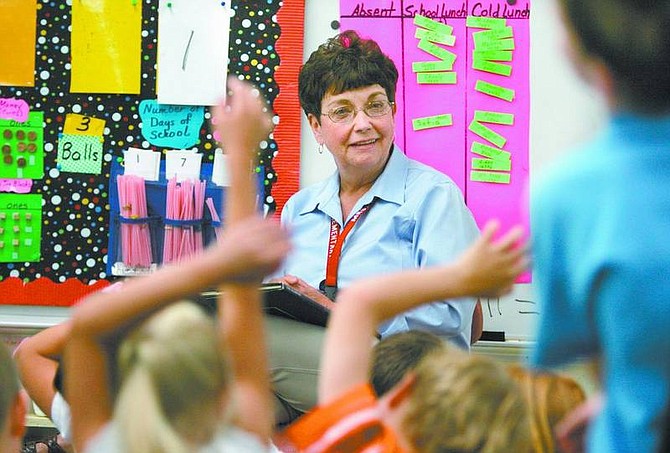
[273,147,479,348]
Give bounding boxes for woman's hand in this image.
[271,275,336,310]
[453,220,528,298]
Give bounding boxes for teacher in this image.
[266,30,481,423]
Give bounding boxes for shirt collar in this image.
[298,145,408,218]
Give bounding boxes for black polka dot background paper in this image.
[0,0,281,287]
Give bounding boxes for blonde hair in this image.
[114,301,230,453]
[508,365,586,453]
[403,345,532,453]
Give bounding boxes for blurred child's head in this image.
[560,0,670,113]
[384,344,531,453]
[508,365,587,453]
[0,343,26,453]
[370,330,444,397]
[114,302,231,453]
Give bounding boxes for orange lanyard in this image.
[322,202,374,298]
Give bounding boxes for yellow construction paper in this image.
[0,0,37,86]
[71,0,142,94]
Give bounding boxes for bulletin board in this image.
[0,0,305,306]
[340,0,530,244]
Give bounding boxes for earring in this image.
[318,143,324,154]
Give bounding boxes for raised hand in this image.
[215,216,290,284]
[212,77,274,156]
[453,220,528,297]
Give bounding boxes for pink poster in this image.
[340,0,531,252]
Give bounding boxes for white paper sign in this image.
[165,150,203,182]
[157,0,231,106]
[123,147,161,181]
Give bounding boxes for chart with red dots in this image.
[0,0,305,305]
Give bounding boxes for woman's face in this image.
[308,84,396,180]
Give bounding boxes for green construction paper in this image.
[472,158,511,171]
[474,110,514,125]
[0,111,45,179]
[416,72,457,85]
[412,114,453,131]
[415,28,455,46]
[466,16,507,29]
[474,38,515,51]
[471,141,511,160]
[57,133,104,174]
[413,14,454,35]
[0,194,42,263]
[470,170,511,184]
[469,120,507,148]
[473,50,513,62]
[418,39,457,64]
[412,60,454,72]
[473,59,512,76]
[473,27,513,44]
[475,80,516,102]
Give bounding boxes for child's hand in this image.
[212,77,273,155]
[454,220,528,297]
[216,216,290,283]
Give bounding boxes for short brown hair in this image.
[370,330,444,397]
[403,346,532,453]
[298,30,399,119]
[561,0,670,113]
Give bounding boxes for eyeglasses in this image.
[322,100,394,124]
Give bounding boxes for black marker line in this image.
[496,297,502,316]
[515,298,536,304]
[487,298,493,317]
[518,311,540,315]
[182,30,194,71]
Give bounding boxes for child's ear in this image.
[10,391,28,438]
[387,372,416,409]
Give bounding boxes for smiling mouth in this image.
[350,139,378,146]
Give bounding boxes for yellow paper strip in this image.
[412,60,454,72]
[63,114,106,137]
[466,16,507,29]
[414,14,454,35]
[71,0,142,94]
[474,80,516,102]
[469,120,507,148]
[472,59,512,77]
[472,158,511,171]
[412,114,453,131]
[470,170,511,184]
[474,110,514,125]
[415,28,456,47]
[474,38,515,51]
[418,39,457,64]
[416,72,457,85]
[0,0,37,86]
[473,50,513,62]
[471,142,511,161]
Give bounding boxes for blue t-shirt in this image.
[273,147,479,347]
[531,113,670,452]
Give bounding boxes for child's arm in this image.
[319,221,527,404]
[214,77,276,441]
[65,216,288,451]
[14,321,71,418]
